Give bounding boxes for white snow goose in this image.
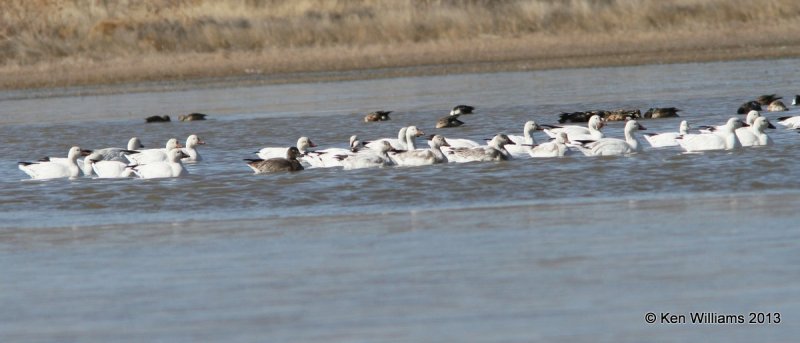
[18,146,91,180]
[677,118,744,152]
[643,120,689,148]
[574,120,646,156]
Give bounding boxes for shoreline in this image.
[3,28,800,100]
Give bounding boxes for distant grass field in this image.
[2,0,800,90]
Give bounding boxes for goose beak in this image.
[638,124,647,130]
[767,121,776,129]
[176,143,184,148]
[198,140,206,145]
[441,139,451,147]
[507,138,517,145]
[80,149,93,156]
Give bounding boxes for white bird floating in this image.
[444,134,515,163]
[505,120,541,158]
[130,149,190,179]
[644,120,689,148]
[339,140,397,170]
[181,134,206,162]
[677,118,744,152]
[573,120,646,156]
[530,132,571,158]
[390,134,450,167]
[18,146,91,180]
[126,138,183,165]
[543,114,605,141]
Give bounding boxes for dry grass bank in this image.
[2,0,800,90]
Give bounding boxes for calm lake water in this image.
[2,59,800,342]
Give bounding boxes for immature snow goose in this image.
[389,135,450,167]
[246,147,305,173]
[340,141,397,170]
[445,134,515,163]
[88,137,144,162]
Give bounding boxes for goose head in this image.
[406,126,424,138]
[624,119,646,133]
[752,116,769,133]
[167,148,190,162]
[588,115,605,130]
[165,138,183,150]
[488,134,515,147]
[185,134,205,148]
[429,135,450,148]
[128,137,144,150]
[67,146,90,160]
[297,137,317,152]
[524,120,541,134]
[745,110,761,125]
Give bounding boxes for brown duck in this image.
[364,111,392,122]
[145,115,170,123]
[178,113,208,121]
[756,94,781,105]
[436,114,465,128]
[643,107,680,119]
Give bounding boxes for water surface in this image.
[2,59,800,342]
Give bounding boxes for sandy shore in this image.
[3,26,800,98]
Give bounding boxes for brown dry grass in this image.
[2,0,800,91]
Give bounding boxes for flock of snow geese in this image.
[16,96,800,180]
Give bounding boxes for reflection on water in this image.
[1,59,800,341]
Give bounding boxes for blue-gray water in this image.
[2,59,800,342]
